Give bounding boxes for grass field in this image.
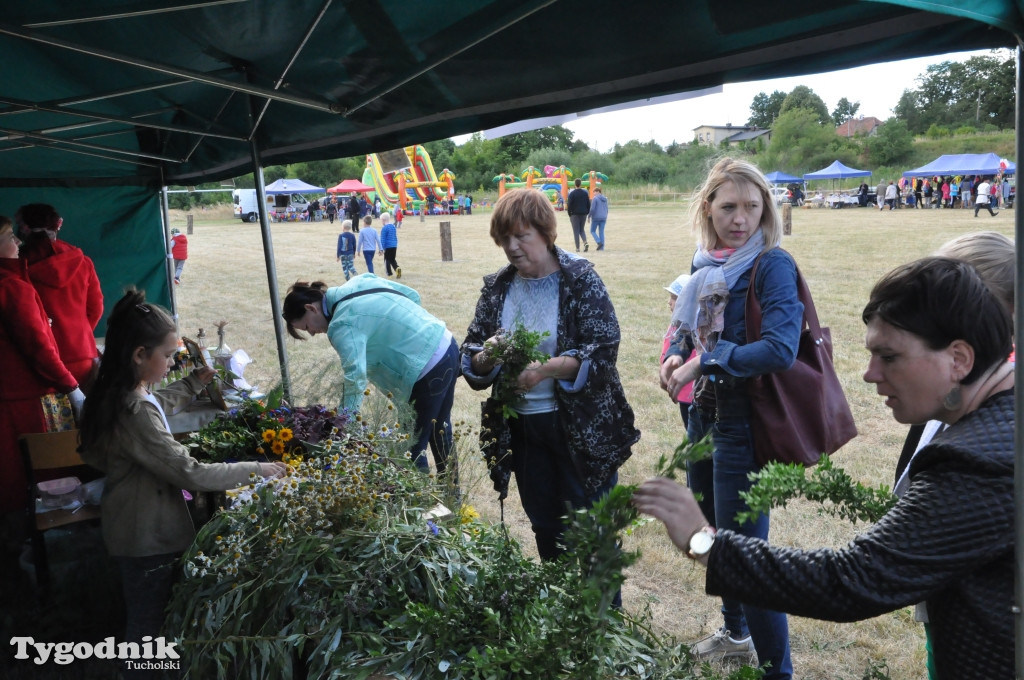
[168,201,1012,679]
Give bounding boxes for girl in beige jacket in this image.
[80,290,285,662]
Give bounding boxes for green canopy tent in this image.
[0,1,1017,332]
[3,3,1024,667]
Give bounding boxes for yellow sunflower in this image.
[278,428,293,442]
[262,429,276,442]
[271,440,285,456]
[459,505,481,524]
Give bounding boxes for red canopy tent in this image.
[327,179,374,193]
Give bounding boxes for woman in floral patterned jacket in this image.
[461,189,639,561]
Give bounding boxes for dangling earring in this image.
[942,384,963,411]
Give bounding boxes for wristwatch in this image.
[687,526,717,559]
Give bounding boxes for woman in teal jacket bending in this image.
[282,274,459,478]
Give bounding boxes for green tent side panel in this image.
[0,186,168,337]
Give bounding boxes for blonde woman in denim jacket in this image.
[660,157,802,679]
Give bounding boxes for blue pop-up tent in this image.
[902,153,1016,177]
[803,160,872,180]
[764,171,803,185]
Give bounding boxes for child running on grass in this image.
[358,215,381,274]
[380,212,401,278]
[336,219,357,280]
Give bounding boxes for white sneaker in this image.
[691,627,757,663]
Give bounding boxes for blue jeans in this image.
[687,390,792,680]
[508,410,617,559]
[362,250,375,273]
[589,219,605,245]
[408,339,459,479]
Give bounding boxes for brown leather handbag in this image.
[744,251,857,466]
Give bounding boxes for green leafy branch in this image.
[654,436,715,480]
[485,322,551,419]
[736,454,898,526]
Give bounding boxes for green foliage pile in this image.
[168,408,761,679]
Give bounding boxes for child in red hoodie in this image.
[16,203,103,392]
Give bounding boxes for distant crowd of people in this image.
[868,175,1011,212]
[316,192,473,223]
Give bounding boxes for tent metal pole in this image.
[1015,42,1023,680]
[160,185,177,324]
[249,142,291,403]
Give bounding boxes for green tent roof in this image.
[0,0,1018,186]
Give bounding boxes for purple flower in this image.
[426,520,439,536]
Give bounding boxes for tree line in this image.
[169,50,1013,209]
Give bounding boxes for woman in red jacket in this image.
[16,203,103,391]
[0,217,83,518]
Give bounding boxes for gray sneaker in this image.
[691,627,757,663]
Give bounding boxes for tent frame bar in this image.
[248,0,334,140]
[0,135,162,167]
[0,94,247,142]
[0,21,344,114]
[0,78,191,113]
[0,123,183,163]
[25,0,248,28]
[0,107,172,141]
[183,91,238,164]
[343,0,557,117]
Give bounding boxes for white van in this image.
[232,189,310,222]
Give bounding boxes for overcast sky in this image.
[456,48,1005,152]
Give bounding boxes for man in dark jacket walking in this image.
[347,194,361,232]
[567,178,590,252]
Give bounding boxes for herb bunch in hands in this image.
[485,322,551,418]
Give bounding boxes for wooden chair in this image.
[19,430,102,593]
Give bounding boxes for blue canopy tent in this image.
[803,160,873,181]
[764,171,803,185]
[902,153,1016,177]
[263,178,325,195]
[803,160,872,197]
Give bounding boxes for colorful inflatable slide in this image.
[494,165,608,204]
[362,145,455,211]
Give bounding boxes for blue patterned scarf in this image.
[670,229,764,354]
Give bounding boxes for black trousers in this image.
[384,247,399,275]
